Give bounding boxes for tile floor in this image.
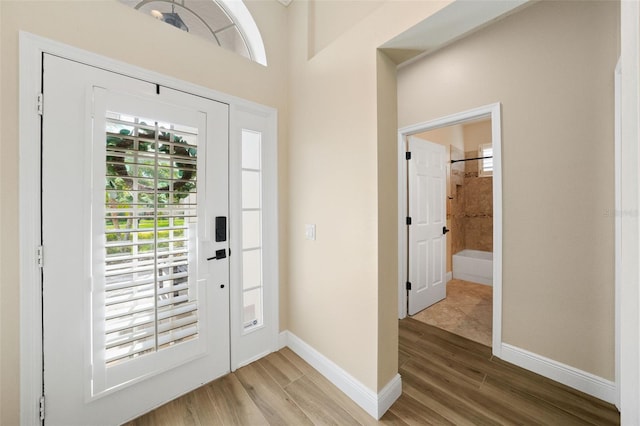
[410,279,493,346]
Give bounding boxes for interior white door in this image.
[42,54,230,425]
[407,136,447,315]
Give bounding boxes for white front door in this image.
[42,54,230,425]
[407,136,447,315]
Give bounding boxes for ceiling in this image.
[381,0,532,64]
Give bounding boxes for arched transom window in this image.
[121,0,267,66]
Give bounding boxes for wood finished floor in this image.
[125,318,619,425]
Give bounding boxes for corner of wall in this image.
[281,330,402,420]
[376,49,399,391]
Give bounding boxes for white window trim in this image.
[19,31,278,425]
[217,0,267,66]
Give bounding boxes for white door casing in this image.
[620,1,640,421]
[42,54,230,425]
[407,136,447,315]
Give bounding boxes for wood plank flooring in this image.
[125,318,619,425]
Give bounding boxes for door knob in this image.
[443,226,450,235]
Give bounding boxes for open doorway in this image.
[410,117,493,347]
[397,103,503,354]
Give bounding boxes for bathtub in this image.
[453,249,493,286]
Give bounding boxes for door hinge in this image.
[39,395,45,421]
[36,246,44,268]
[405,152,412,160]
[406,217,412,225]
[37,93,44,116]
[406,281,412,290]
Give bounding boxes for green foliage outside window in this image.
[105,125,197,254]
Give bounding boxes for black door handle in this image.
[443,226,450,235]
[207,249,227,261]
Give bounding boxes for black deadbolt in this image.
[215,216,227,242]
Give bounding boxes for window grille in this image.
[119,0,267,66]
[241,129,263,331]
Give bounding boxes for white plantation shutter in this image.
[104,113,200,366]
[479,143,493,177]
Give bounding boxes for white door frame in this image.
[614,58,621,410]
[19,32,279,425]
[397,102,503,355]
[619,0,640,421]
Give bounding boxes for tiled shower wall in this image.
[449,151,493,255]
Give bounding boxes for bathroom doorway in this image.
[397,103,503,353]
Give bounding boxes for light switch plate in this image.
[305,224,316,240]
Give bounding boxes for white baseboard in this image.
[377,374,403,419]
[446,271,453,282]
[278,330,288,350]
[280,331,402,419]
[500,343,616,404]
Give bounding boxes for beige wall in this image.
[376,50,399,391]
[399,0,619,379]
[309,0,385,58]
[0,1,289,423]
[287,0,450,392]
[463,119,492,152]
